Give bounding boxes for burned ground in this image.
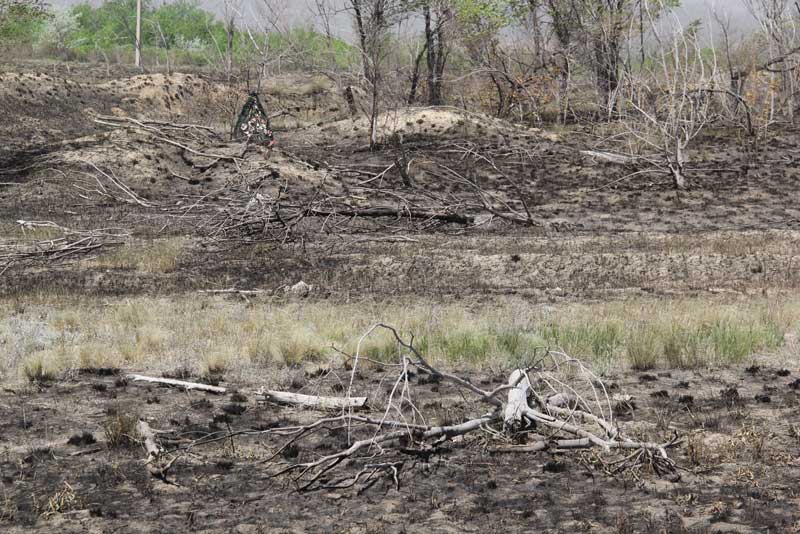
[1,61,800,533]
[2,364,800,533]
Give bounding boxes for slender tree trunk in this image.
[135,0,142,68]
[370,77,380,147]
[670,143,687,190]
[424,5,438,105]
[594,37,621,118]
[528,0,543,65]
[408,43,427,104]
[424,3,448,106]
[489,73,507,116]
[225,16,235,81]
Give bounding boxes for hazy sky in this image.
[50,0,758,39]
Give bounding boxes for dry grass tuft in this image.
[21,348,68,383]
[88,238,186,273]
[42,482,82,518]
[104,412,140,448]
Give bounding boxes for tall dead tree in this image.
[423,1,453,106]
[348,0,406,147]
[223,0,242,81]
[545,0,580,122]
[620,2,717,190]
[743,0,800,122]
[135,0,142,68]
[579,0,634,117]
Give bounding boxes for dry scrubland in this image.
[3,61,800,532]
[4,296,800,385]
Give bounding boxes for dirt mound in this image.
[0,71,84,100]
[307,107,559,145]
[96,72,227,116]
[10,124,331,210]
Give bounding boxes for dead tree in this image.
[423,1,453,106]
[619,3,717,190]
[347,0,406,148]
[744,0,800,122]
[223,0,242,81]
[259,324,681,491]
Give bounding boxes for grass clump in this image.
[705,319,783,363]
[90,238,185,273]
[104,412,140,448]
[662,327,702,368]
[200,350,232,383]
[22,354,58,384]
[626,325,660,371]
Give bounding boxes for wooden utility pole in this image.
[135,0,142,68]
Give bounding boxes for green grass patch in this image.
[0,297,797,380]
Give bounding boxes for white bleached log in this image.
[137,420,178,482]
[126,374,227,394]
[504,369,530,432]
[256,389,367,410]
[580,150,635,164]
[137,420,163,461]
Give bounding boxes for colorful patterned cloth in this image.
[234,92,275,148]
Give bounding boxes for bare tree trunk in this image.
[528,0,544,65]
[225,16,235,82]
[594,37,621,118]
[135,0,142,68]
[348,0,390,149]
[423,2,449,106]
[669,144,688,190]
[408,43,427,104]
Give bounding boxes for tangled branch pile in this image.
[0,220,127,274]
[195,324,679,492]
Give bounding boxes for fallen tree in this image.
[256,390,368,410]
[253,324,681,491]
[69,325,681,493]
[126,374,227,394]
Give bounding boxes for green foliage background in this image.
[0,0,356,69]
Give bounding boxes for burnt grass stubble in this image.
[2,62,800,532]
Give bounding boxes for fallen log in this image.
[137,420,164,461]
[256,389,367,410]
[198,288,266,295]
[306,207,474,225]
[580,150,636,164]
[138,420,178,482]
[504,369,530,432]
[127,374,227,394]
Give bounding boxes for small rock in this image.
[285,281,312,297]
[304,363,326,378]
